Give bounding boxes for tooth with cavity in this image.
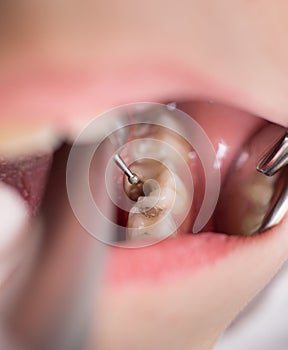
[127,207,177,241]
[0,125,60,158]
[125,163,190,241]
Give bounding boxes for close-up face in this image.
[0,1,287,349]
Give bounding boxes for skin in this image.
[0,1,287,349]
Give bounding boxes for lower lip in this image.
[104,230,267,286]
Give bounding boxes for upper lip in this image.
[0,60,287,132]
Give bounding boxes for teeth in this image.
[216,165,282,236]
[127,208,177,240]
[67,113,130,147]
[124,125,191,241]
[215,123,287,236]
[126,180,185,240]
[0,125,60,158]
[240,174,276,234]
[0,183,29,286]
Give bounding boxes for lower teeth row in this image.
[216,123,287,236]
[117,122,287,240]
[117,122,196,242]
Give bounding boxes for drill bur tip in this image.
[129,173,140,185]
[114,154,140,185]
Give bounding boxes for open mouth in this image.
[0,65,287,350]
[0,95,287,283]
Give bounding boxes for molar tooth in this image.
[0,125,60,158]
[126,167,189,241]
[216,124,287,236]
[173,174,189,215]
[134,194,160,212]
[132,139,170,160]
[217,172,279,236]
[127,209,177,241]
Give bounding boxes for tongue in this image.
[0,154,53,215]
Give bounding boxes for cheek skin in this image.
[88,216,288,350]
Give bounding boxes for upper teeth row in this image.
[0,125,61,158]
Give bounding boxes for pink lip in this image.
[0,59,286,128]
[0,59,255,128]
[105,233,242,285]
[104,222,288,286]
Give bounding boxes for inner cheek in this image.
[178,101,266,179]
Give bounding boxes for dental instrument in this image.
[257,129,288,232]
[216,125,287,235]
[114,154,140,185]
[257,130,288,176]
